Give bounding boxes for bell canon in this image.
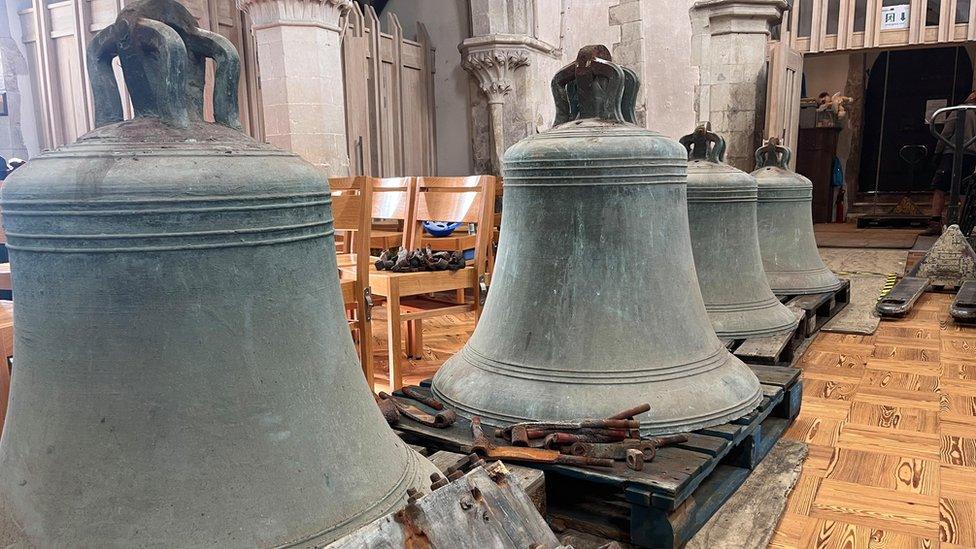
[752,139,843,294]
[0,1,435,546]
[681,125,800,339]
[431,46,762,436]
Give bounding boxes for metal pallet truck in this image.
[876,105,976,321]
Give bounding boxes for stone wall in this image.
[0,2,35,162]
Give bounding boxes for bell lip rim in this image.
[430,373,764,436]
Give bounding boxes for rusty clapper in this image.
[431,45,763,435]
[679,124,800,339]
[0,1,438,545]
[752,138,843,294]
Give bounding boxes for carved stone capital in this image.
[459,34,554,104]
[237,0,352,32]
[693,0,788,35]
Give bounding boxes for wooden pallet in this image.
[392,365,802,549]
[719,279,850,367]
[724,310,806,367]
[779,278,850,338]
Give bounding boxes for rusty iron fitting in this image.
[626,449,645,471]
[510,425,530,446]
[401,386,445,410]
[607,403,651,420]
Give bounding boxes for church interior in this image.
[0,0,975,547]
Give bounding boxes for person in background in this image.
[926,91,976,235]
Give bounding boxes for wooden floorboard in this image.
[773,292,976,548]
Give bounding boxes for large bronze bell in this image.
[432,46,762,435]
[752,139,843,294]
[681,125,799,339]
[0,1,435,546]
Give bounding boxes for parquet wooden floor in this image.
[363,290,976,548]
[366,304,476,394]
[770,292,976,549]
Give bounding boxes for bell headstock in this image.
[87,0,242,131]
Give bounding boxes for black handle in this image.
[930,105,976,152]
[552,45,629,125]
[755,137,791,169]
[87,0,241,130]
[680,122,727,163]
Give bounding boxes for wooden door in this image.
[765,39,804,167]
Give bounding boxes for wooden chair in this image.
[415,176,502,303]
[329,176,376,389]
[369,175,496,390]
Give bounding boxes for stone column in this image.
[460,38,530,175]
[237,0,352,175]
[692,0,787,171]
[0,5,29,162]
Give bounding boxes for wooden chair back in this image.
[329,176,372,282]
[409,176,497,279]
[328,176,375,388]
[372,177,417,248]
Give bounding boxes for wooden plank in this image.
[329,463,561,548]
[734,327,796,366]
[749,364,801,387]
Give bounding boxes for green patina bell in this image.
[752,139,843,295]
[681,124,800,339]
[432,46,762,435]
[0,1,434,546]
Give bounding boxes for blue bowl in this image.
[423,221,461,237]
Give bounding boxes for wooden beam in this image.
[74,0,95,130]
[909,0,924,43]
[968,0,976,40]
[838,0,852,50]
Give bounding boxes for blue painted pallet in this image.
[396,364,802,548]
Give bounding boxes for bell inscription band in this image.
[432,46,762,435]
[753,139,843,295]
[0,1,435,546]
[681,124,800,339]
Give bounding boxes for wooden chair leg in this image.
[387,293,404,391]
[407,319,424,358]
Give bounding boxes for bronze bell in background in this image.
[0,1,435,546]
[432,46,762,435]
[681,125,799,339]
[752,139,843,295]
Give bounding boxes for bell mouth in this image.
[431,345,763,436]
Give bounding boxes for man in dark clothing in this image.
[927,92,976,234]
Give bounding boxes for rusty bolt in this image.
[626,448,645,471]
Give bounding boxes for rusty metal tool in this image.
[608,403,651,420]
[400,385,445,410]
[378,392,457,428]
[568,434,689,462]
[373,394,400,425]
[470,417,614,468]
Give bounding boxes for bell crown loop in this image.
[87,0,242,130]
[551,45,639,125]
[680,122,727,163]
[755,137,792,169]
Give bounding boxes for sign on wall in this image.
[881,4,910,30]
